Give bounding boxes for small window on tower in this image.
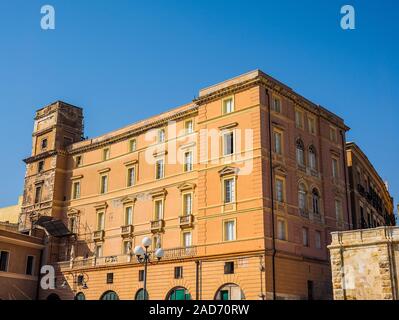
[41,138,48,150]
[38,161,44,173]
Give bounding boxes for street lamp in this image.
[133,236,164,300]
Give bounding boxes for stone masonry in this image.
[328,226,399,300]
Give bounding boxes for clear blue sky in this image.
[0,0,398,218]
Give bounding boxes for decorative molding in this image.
[98,168,110,174]
[177,182,196,192]
[218,122,238,131]
[70,175,83,180]
[120,195,137,204]
[180,142,196,150]
[218,166,239,177]
[150,188,168,198]
[94,202,108,210]
[67,208,80,217]
[153,150,168,157]
[124,159,138,167]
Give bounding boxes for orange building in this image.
[18,70,351,300]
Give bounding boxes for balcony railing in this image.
[179,214,194,228]
[151,219,164,232]
[299,209,309,218]
[120,225,134,237]
[92,230,104,241]
[54,246,198,270]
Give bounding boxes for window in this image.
[123,241,131,254]
[41,138,48,150]
[38,161,44,173]
[312,189,320,215]
[34,186,42,204]
[0,251,9,272]
[69,216,77,234]
[329,127,337,143]
[273,130,282,155]
[182,232,192,247]
[302,227,309,247]
[100,174,108,194]
[223,131,234,155]
[222,97,234,114]
[308,117,316,134]
[127,167,136,187]
[223,220,236,241]
[158,129,165,143]
[224,262,234,274]
[138,270,145,282]
[184,151,193,172]
[72,181,81,199]
[106,273,114,284]
[275,178,284,203]
[272,96,281,113]
[75,155,82,168]
[309,146,317,170]
[296,140,305,166]
[185,120,193,134]
[129,139,137,152]
[335,199,343,223]
[174,266,183,279]
[332,158,339,178]
[103,148,110,161]
[125,206,133,225]
[315,231,322,249]
[298,183,307,211]
[183,193,192,215]
[295,110,304,129]
[77,275,84,286]
[153,234,162,250]
[277,219,286,240]
[95,245,103,258]
[307,280,314,300]
[223,178,235,203]
[154,200,163,220]
[97,211,105,231]
[155,159,164,179]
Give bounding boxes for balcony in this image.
[179,214,194,228]
[151,219,164,233]
[299,209,309,218]
[92,230,104,241]
[120,225,134,237]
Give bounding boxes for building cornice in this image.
[194,71,349,131]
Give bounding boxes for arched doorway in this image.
[167,287,191,300]
[215,283,245,300]
[100,290,119,300]
[46,293,61,300]
[135,289,149,300]
[75,292,86,300]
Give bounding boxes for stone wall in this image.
[328,226,399,300]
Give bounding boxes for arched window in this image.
[167,287,191,300]
[309,146,317,170]
[215,283,245,300]
[312,189,320,215]
[135,289,149,300]
[100,290,119,300]
[298,183,307,212]
[296,139,305,166]
[75,292,85,300]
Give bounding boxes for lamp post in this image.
[133,236,164,300]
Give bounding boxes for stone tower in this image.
[19,101,83,233]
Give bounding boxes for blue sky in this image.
[0,0,398,218]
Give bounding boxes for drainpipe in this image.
[35,248,44,300]
[265,88,276,300]
[195,260,200,300]
[340,130,351,229]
